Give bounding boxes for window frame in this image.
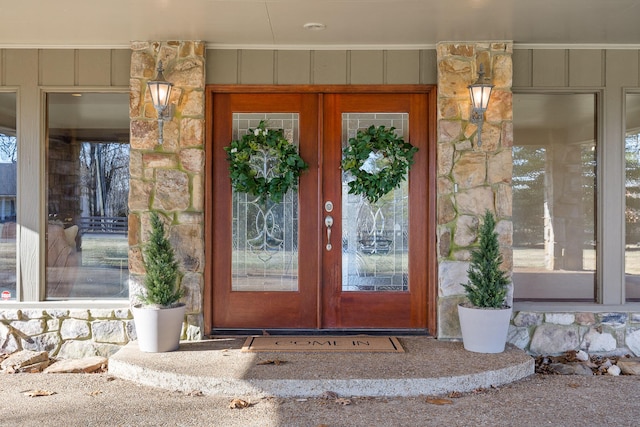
[512,88,610,304]
[4,86,131,306]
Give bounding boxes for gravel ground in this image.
[1,372,639,426]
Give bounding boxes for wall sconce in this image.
[147,61,174,145]
[468,64,494,147]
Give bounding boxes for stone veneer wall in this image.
[509,311,640,356]
[128,41,206,340]
[436,42,514,339]
[0,309,134,358]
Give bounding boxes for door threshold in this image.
[209,328,430,337]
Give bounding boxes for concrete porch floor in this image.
[108,336,534,398]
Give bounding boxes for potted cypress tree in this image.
[132,212,185,352]
[458,210,512,353]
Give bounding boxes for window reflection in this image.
[625,93,640,301]
[46,93,129,299]
[513,93,597,301]
[0,92,17,301]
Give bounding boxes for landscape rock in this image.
[575,350,589,361]
[19,360,51,373]
[617,358,640,375]
[607,365,621,376]
[545,313,575,325]
[44,356,108,373]
[1,350,49,372]
[548,362,593,376]
[581,328,617,352]
[530,324,579,355]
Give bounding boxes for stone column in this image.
[128,41,206,340]
[436,42,513,339]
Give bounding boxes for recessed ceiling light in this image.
[303,22,326,31]
[71,93,82,97]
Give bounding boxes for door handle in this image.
[325,215,334,251]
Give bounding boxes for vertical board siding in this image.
[78,50,112,86]
[512,49,532,87]
[39,49,75,86]
[313,51,348,84]
[206,50,238,84]
[205,48,438,85]
[606,50,640,87]
[111,49,132,86]
[419,49,438,85]
[239,50,275,84]
[350,50,384,84]
[276,51,311,84]
[532,49,567,87]
[386,50,420,84]
[569,50,603,87]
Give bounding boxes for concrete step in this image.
[108,337,534,398]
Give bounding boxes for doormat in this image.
[242,336,404,353]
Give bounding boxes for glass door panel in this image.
[231,113,300,292]
[341,113,409,292]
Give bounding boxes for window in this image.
[625,92,640,302]
[513,93,597,301]
[46,93,129,299]
[0,92,17,301]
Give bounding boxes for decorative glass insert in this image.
[231,113,299,292]
[341,113,410,292]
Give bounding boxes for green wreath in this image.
[225,120,308,203]
[341,125,418,204]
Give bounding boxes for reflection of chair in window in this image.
[46,223,79,298]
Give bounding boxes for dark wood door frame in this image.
[204,85,438,334]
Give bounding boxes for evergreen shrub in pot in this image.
[132,212,185,353]
[458,210,512,353]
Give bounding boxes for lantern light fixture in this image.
[147,61,174,145]
[468,63,494,147]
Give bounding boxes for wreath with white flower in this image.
[225,120,308,203]
[341,125,418,204]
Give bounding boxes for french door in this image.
[205,86,436,332]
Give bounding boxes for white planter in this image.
[458,304,512,354]
[132,303,185,353]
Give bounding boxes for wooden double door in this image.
[205,86,436,332]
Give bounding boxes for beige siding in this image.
[512,49,531,87]
[78,50,112,86]
[40,49,75,86]
[532,49,567,87]
[569,50,603,87]
[276,51,311,84]
[606,50,639,87]
[386,50,420,84]
[206,50,238,84]
[420,49,437,85]
[351,51,383,84]
[313,51,348,84]
[240,50,274,84]
[205,48,438,85]
[111,50,132,86]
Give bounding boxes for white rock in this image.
[576,350,589,361]
[607,365,621,376]
[600,359,612,369]
[545,313,575,325]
